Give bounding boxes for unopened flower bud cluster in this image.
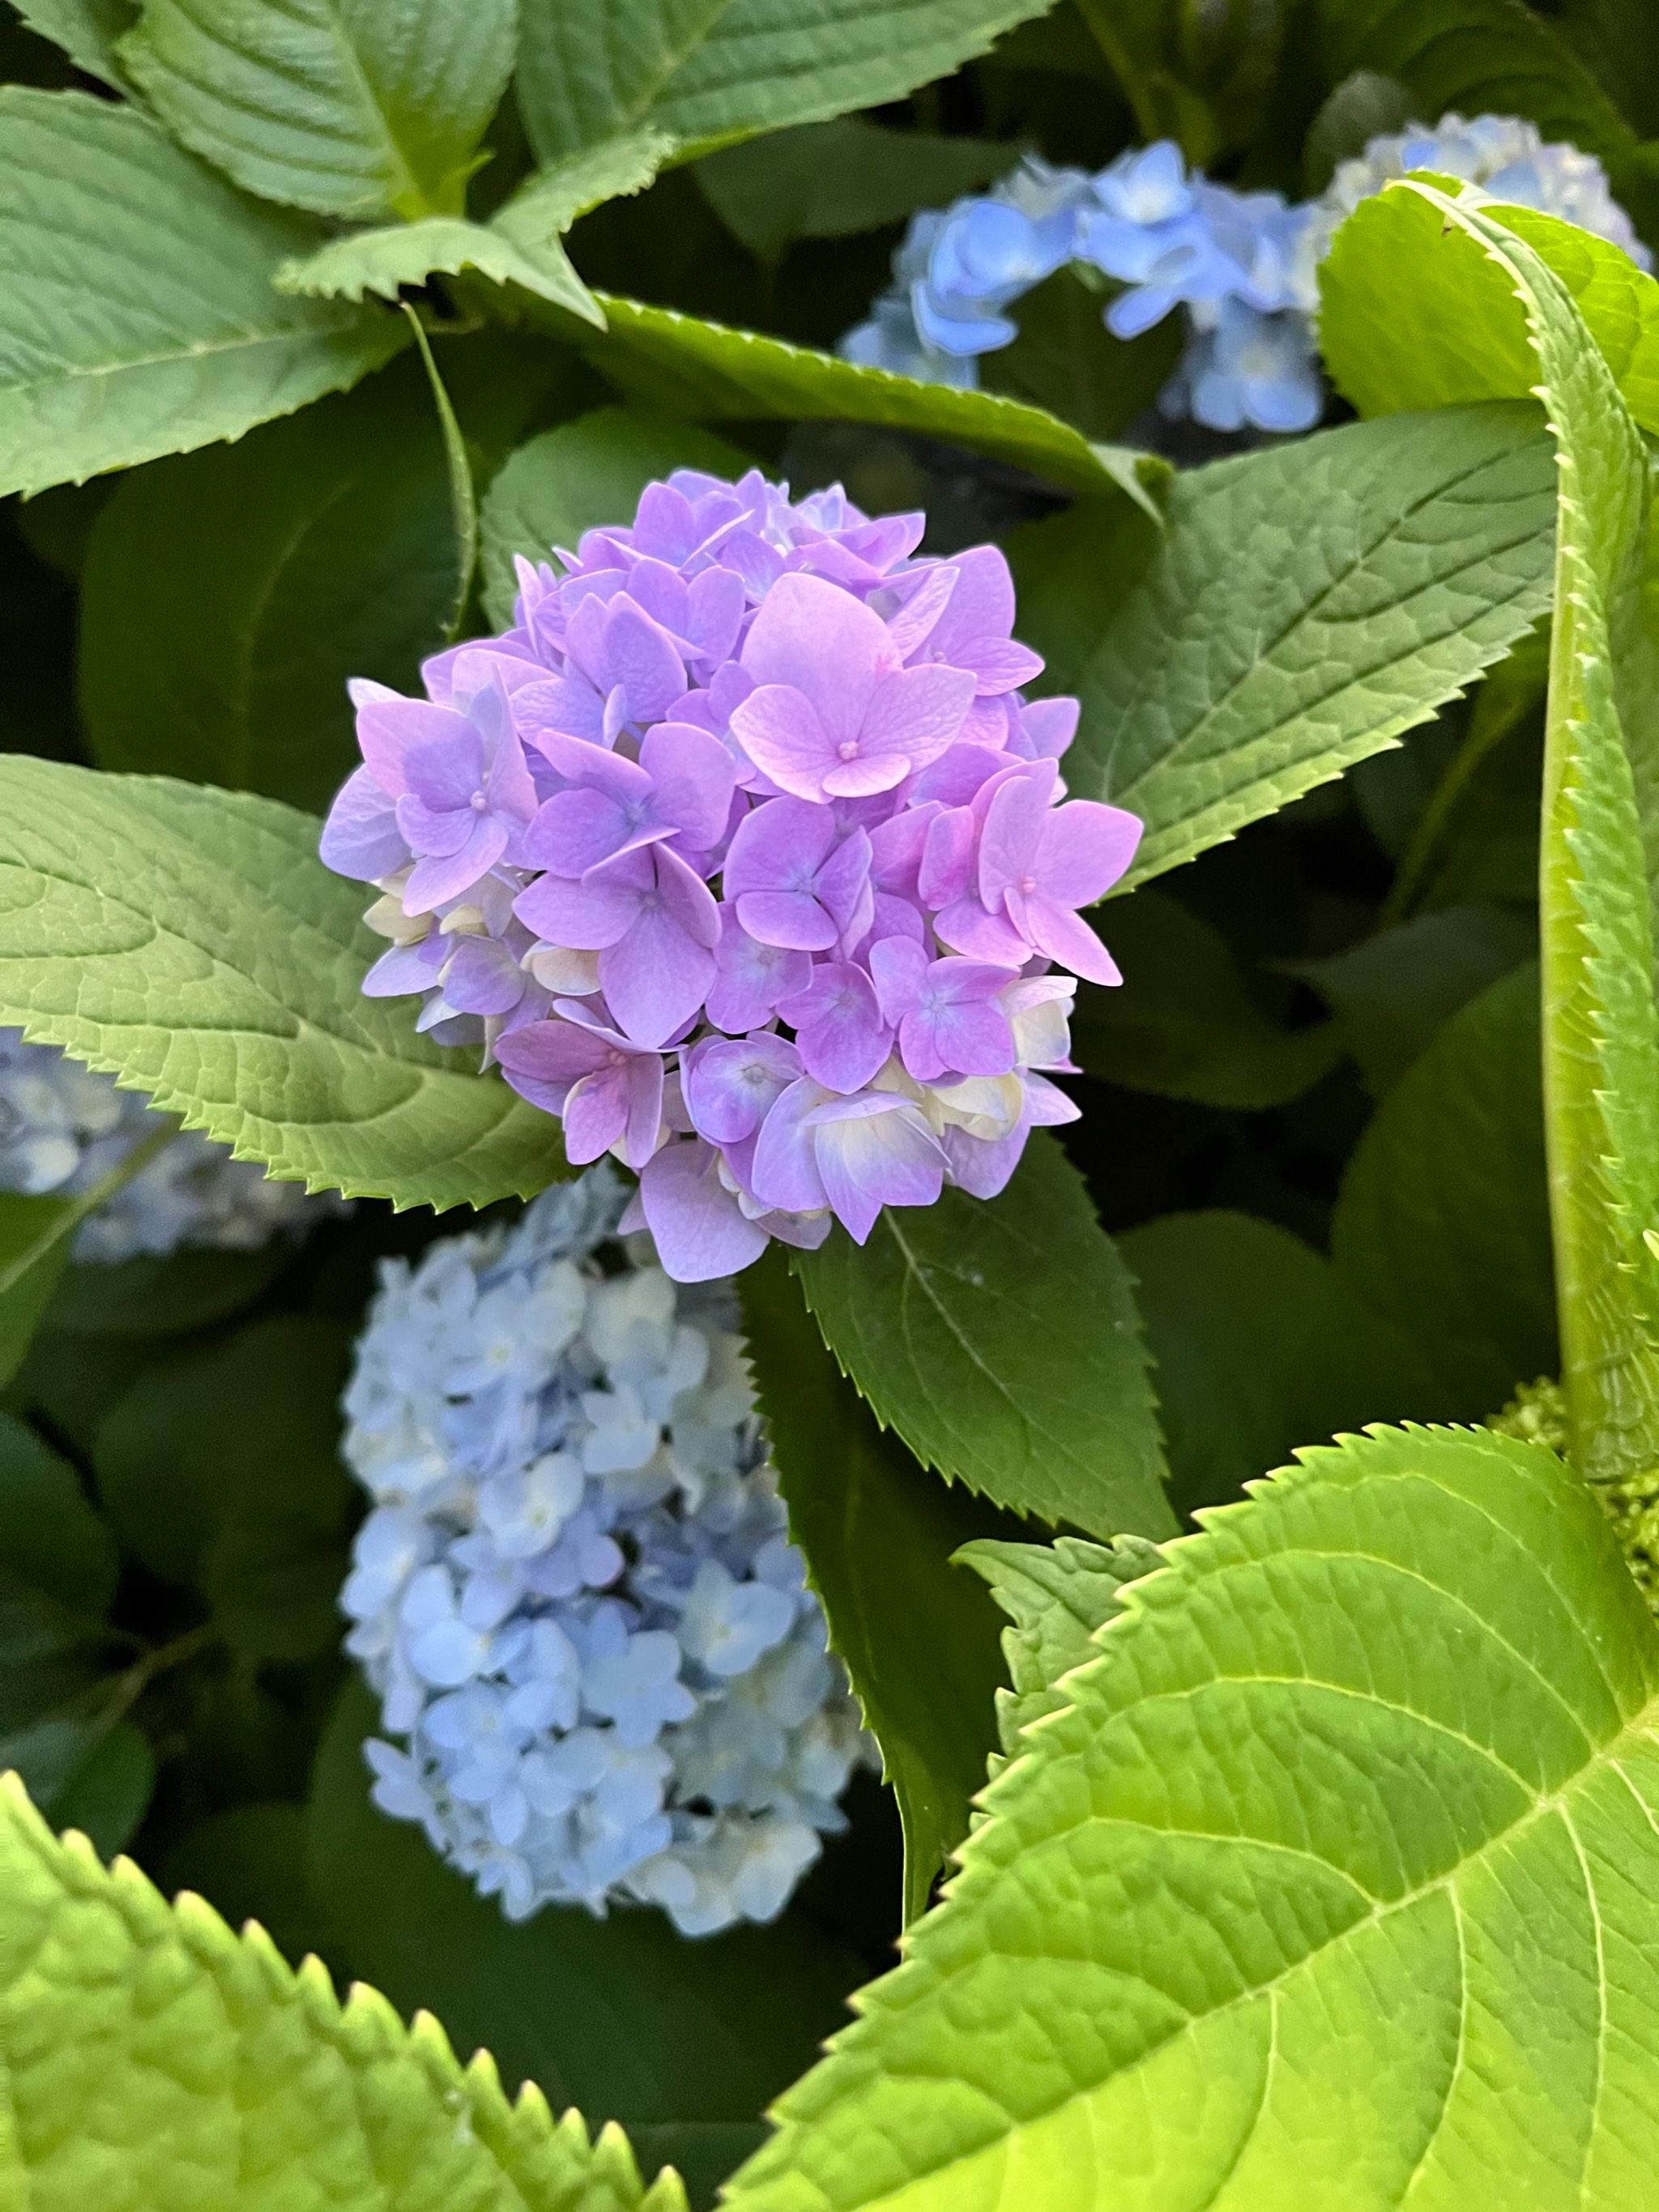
[0,1028,343,1264]
[339,1168,873,1938]
[842,113,1648,436]
[321,467,1139,1282]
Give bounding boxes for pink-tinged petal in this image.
[321,767,408,879]
[495,1015,613,1085]
[621,1049,667,1169]
[816,827,872,941]
[722,529,786,600]
[706,910,812,1031]
[562,1065,632,1163]
[403,819,507,912]
[819,752,912,800]
[928,544,1016,660]
[751,1079,833,1215]
[908,745,1012,809]
[729,683,838,801]
[526,728,648,798]
[957,695,1016,749]
[1007,890,1123,986]
[605,599,689,721]
[621,557,690,637]
[739,571,888,744]
[515,674,607,748]
[853,890,927,959]
[868,803,936,895]
[639,721,737,851]
[723,792,839,900]
[356,695,465,796]
[1034,800,1143,906]
[514,860,645,949]
[885,562,957,657]
[805,1096,946,1243]
[977,759,1059,908]
[1016,696,1080,760]
[638,1141,770,1283]
[868,934,928,1025]
[653,843,721,950]
[917,805,976,907]
[632,482,701,564]
[759,1205,833,1251]
[736,890,837,951]
[683,1034,801,1145]
[967,638,1044,694]
[403,729,485,813]
[903,995,1016,1083]
[524,788,632,876]
[599,895,717,1048]
[859,664,975,775]
[940,1117,1030,1199]
[778,961,891,1094]
[1023,1071,1081,1126]
[932,896,1034,964]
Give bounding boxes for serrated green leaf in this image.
[1077,401,1558,889]
[0,1771,689,2210]
[480,406,753,630]
[1320,186,1659,432]
[793,1135,1175,1541]
[692,120,1009,262]
[276,214,601,315]
[0,757,565,1211]
[515,0,1051,165]
[578,293,1172,501]
[119,0,514,220]
[0,88,405,499]
[956,1532,1158,1764]
[740,1247,1010,1921]
[496,130,677,234]
[79,371,458,810]
[1071,888,1341,1110]
[727,1421,1659,2210]
[309,1675,868,2139]
[1329,962,1556,1423]
[1120,1208,1437,1518]
[9,0,134,83]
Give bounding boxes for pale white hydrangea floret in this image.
[0,1027,347,1262]
[339,1164,875,1938]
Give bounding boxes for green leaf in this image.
[956,1532,1159,1764]
[692,120,1009,262]
[119,0,514,220]
[46,1717,154,1856]
[0,757,566,1211]
[275,214,602,317]
[0,1192,73,1390]
[515,0,1051,164]
[793,1135,1175,1541]
[309,1675,868,2136]
[0,1772,689,2210]
[0,1412,117,1618]
[979,267,1184,443]
[727,1421,1659,2210]
[1551,0,1659,139]
[1301,66,1414,192]
[160,1800,331,1965]
[1077,401,1559,889]
[1071,888,1341,1110]
[1320,186,1659,433]
[1293,901,1534,1094]
[578,293,1174,501]
[480,406,753,630]
[1073,0,1282,167]
[1330,962,1556,1422]
[9,0,134,84]
[1120,1208,1436,1517]
[79,371,458,811]
[0,88,405,499]
[43,1244,292,1339]
[1000,487,1163,702]
[740,1248,1009,1921]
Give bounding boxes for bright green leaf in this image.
[1077,401,1558,888]
[119,0,514,220]
[79,371,458,810]
[1120,1208,1437,1517]
[276,215,602,318]
[578,293,1173,500]
[0,1771,689,2209]
[0,88,405,499]
[692,120,1010,262]
[740,1248,1010,1921]
[515,0,1051,164]
[495,130,677,234]
[0,757,566,1211]
[9,0,134,83]
[1330,962,1556,1422]
[480,406,753,630]
[309,1675,868,2133]
[728,1422,1659,2210]
[793,1135,1175,1541]
[1320,185,1659,432]
[1072,888,1341,1110]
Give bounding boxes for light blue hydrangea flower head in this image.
[0,1028,344,1262]
[339,1165,876,1937]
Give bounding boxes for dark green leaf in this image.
[159,1800,331,1962]
[740,1248,1009,1921]
[693,121,1010,262]
[0,1411,117,1616]
[0,1190,73,1389]
[43,1245,291,1339]
[1301,67,1414,192]
[9,0,134,84]
[48,1716,154,1855]
[980,266,1183,441]
[794,1135,1174,1539]
[1000,493,1163,703]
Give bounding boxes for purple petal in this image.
[1034,800,1143,906]
[706,909,812,1031]
[1006,890,1123,986]
[902,989,1016,1084]
[884,562,957,658]
[403,819,507,912]
[969,638,1045,694]
[978,761,1058,909]
[441,934,529,1017]
[750,1079,832,1215]
[683,1033,802,1145]
[1017,698,1080,760]
[854,663,975,779]
[638,1140,770,1283]
[940,1117,1030,1199]
[804,1095,946,1243]
[684,566,745,664]
[603,599,688,722]
[514,861,643,950]
[868,934,928,1024]
[653,843,721,950]
[321,767,408,880]
[778,961,891,1094]
[599,873,718,1048]
[815,827,873,945]
[363,933,445,997]
[734,891,838,952]
[739,572,887,745]
[525,788,633,876]
[563,1063,632,1163]
[356,694,464,796]
[639,721,737,852]
[724,794,838,899]
[395,792,476,858]
[917,805,976,907]
[403,729,485,813]
[932,896,1034,965]
[728,683,839,801]
[516,674,606,748]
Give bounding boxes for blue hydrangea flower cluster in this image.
[842,115,1649,436]
[0,1029,344,1263]
[339,1166,874,1938]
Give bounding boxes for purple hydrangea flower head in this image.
[322,467,1141,1281]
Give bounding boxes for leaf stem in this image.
[402,302,478,643]
[0,1117,177,1300]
